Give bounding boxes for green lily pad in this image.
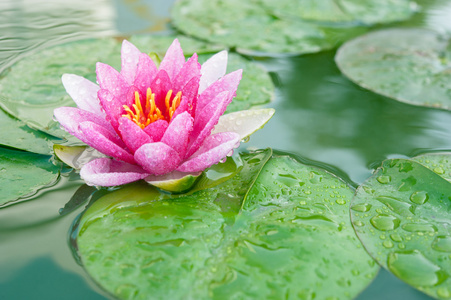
[413,153,451,181]
[171,0,368,56]
[335,29,451,110]
[260,0,417,25]
[0,35,274,141]
[351,158,451,298]
[77,150,378,299]
[0,108,57,155]
[0,148,60,206]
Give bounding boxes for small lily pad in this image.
[0,108,56,155]
[0,35,274,140]
[77,150,378,299]
[171,0,367,55]
[351,158,451,298]
[335,29,451,110]
[260,0,417,25]
[0,148,60,206]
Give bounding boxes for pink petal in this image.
[134,142,181,175]
[186,91,230,157]
[149,70,172,112]
[171,76,199,120]
[133,52,158,96]
[196,69,242,115]
[120,40,142,85]
[172,53,201,93]
[118,117,153,153]
[54,107,114,143]
[98,86,137,130]
[61,74,104,117]
[80,158,149,186]
[143,119,168,142]
[159,39,186,81]
[79,121,135,164]
[199,50,228,93]
[96,62,129,99]
[161,112,194,158]
[177,132,240,173]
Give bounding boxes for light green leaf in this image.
[351,158,451,298]
[0,108,57,155]
[260,0,417,24]
[77,150,377,299]
[0,148,60,206]
[335,29,451,110]
[171,0,368,55]
[0,35,274,140]
[413,153,451,182]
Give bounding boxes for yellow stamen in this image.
[121,88,182,129]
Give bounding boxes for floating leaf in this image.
[413,153,451,182]
[351,158,451,298]
[0,148,60,206]
[0,108,56,155]
[0,35,274,140]
[260,0,417,24]
[77,150,378,299]
[335,29,451,110]
[171,0,367,56]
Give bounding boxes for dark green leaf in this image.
[351,158,451,298]
[77,150,377,299]
[336,29,451,110]
[0,148,60,206]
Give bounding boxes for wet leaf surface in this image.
[0,148,60,206]
[351,158,451,298]
[77,150,378,299]
[0,108,57,155]
[335,29,451,110]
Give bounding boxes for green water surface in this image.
[1,0,451,299]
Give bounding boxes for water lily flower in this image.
[54,39,274,190]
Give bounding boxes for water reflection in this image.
[246,51,451,184]
[0,0,173,73]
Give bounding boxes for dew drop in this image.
[335,199,346,205]
[383,240,394,248]
[390,233,402,242]
[370,214,401,231]
[353,220,364,227]
[437,287,451,298]
[377,175,391,184]
[410,191,429,205]
[401,223,437,233]
[432,235,451,252]
[433,167,445,175]
[387,250,448,287]
[351,203,372,212]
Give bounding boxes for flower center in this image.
[122,88,182,129]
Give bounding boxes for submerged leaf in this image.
[336,29,451,110]
[351,158,451,298]
[77,150,377,299]
[0,148,60,206]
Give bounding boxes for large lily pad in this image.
[77,150,378,299]
[351,158,451,298]
[171,0,367,56]
[0,35,274,141]
[0,108,57,155]
[0,148,60,206]
[260,0,417,25]
[335,29,451,110]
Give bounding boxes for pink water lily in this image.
[54,39,273,188]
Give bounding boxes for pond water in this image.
[0,0,450,299]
